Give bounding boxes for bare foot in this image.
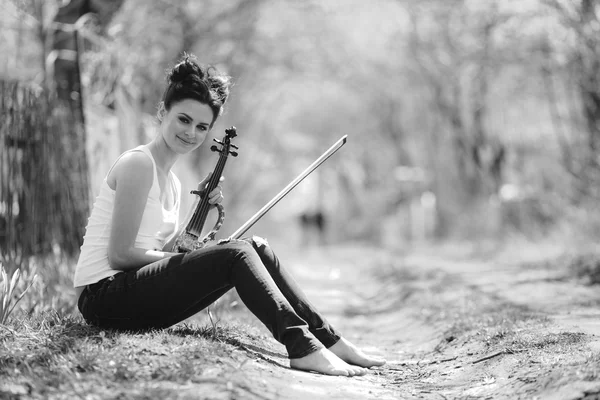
[290,348,367,376]
[329,337,386,368]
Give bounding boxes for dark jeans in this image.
[78,237,341,359]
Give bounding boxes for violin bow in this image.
[227,135,348,240]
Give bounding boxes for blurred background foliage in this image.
[2,0,600,272]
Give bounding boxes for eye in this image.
[178,116,190,124]
[197,125,208,131]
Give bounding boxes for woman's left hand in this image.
[198,172,224,206]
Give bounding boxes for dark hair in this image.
[159,54,232,126]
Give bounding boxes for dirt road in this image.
[3,239,598,399]
[216,241,600,399]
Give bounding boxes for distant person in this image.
[73,54,385,376]
[299,209,327,246]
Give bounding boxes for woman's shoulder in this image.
[118,148,153,169]
[107,148,154,189]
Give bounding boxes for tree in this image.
[541,0,600,199]
[403,0,513,235]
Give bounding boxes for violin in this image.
[172,126,238,253]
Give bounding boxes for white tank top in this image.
[73,146,181,287]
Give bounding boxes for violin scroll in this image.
[211,126,238,156]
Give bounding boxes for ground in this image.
[1,239,600,399]
[247,241,600,400]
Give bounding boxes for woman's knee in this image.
[217,239,257,260]
[243,235,271,254]
[213,237,271,272]
[183,240,254,266]
[243,236,281,274]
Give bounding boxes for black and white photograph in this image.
[1,0,600,399]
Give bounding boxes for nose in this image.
[185,127,196,137]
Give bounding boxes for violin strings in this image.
[187,151,227,236]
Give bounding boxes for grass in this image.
[520,251,600,286]
[0,262,37,324]
[0,253,283,399]
[0,251,275,399]
[0,309,278,399]
[576,352,600,381]
[566,253,600,285]
[368,252,599,398]
[2,243,600,399]
[424,283,589,365]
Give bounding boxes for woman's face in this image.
[160,99,214,154]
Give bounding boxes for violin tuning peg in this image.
[210,145,219,152]
[229,151,238,157]
[230,144,239,150]
[213,138,223,145]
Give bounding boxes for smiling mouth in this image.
[177,136,195,145]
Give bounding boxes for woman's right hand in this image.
[196,172,224,206]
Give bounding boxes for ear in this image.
[156,102,166,122]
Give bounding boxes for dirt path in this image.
[3,240,599,399]
[223,241,600,399]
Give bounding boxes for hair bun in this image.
[161,53,233,122]
[168,54,203,84]
[207,72,231,105]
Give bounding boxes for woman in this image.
[74,54,385,376]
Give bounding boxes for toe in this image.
[372,357,386,367]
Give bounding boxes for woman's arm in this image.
[107,152,179,271]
